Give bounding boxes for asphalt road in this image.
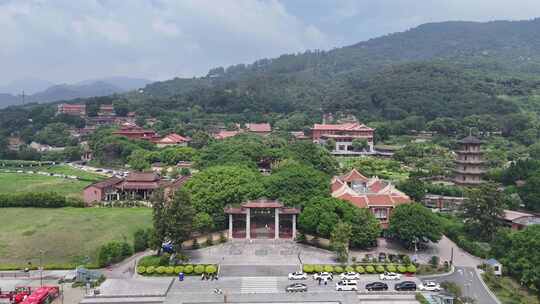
[422,266,498,304]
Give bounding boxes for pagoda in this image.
[453,135,486,186]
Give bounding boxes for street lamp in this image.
[39,250,45,287]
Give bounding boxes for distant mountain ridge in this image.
[0,77,151,108]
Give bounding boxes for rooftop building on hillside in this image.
[502,209,540,230]
[57,103,86,116]
[98,104,115,116]
[213,130,241,140]
[112,124,159,141]
[154,133,191,148]
[331,169,411,228]
[245,123,272,135]
[453,135,486,186]
[312,123,375,155]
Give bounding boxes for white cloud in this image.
[0,0,329,84]
[1,0,540,84]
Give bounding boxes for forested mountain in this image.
[0,77,151,109]
[127,19,540,122]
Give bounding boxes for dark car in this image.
[395,281,417,291]
[365,282,388,291]
[285,283,308,292]
[378,252,387,262]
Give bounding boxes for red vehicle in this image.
[18,286,58,304]
[3,287,32,304]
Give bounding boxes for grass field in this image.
[40,165,107,182]
[0,172,94,198]
[0,208,152,267]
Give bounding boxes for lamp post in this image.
[39,250,44,287]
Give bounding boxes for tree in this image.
[128,149,151,171]
[184,165,264,226]
[113,100,130,116]
[264,160,329,207]
[324,139,336,151]
[351,138,369,152]
[133,229,149,252]
[190,131,213,149]
[388,203,442,249]
[517,173,540,212]
[151,190,167,255]
[492,225,540,291]
[166,189,196,252]
[299,197,380,248]
[461,183,505,240]
[192,212,215,233]
[35,123,73,147]
[397,177,426,202]
[331,222,352,263]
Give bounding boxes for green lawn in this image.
[0,208,152,267]
[0,172,96,198]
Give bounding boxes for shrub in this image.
[386,265,397,273]
[146,266,155,274]
[430,256,440,268]
[314,265,324,273]
[174,266,184,274]
[205,237,213,247]
[334,266,344,273]
[402,255,411,265]
[324,265,334,273]
[345,266,354,272]
[303,264,314,273]
[159,254,170,266]
[97,241,133,267]
[184,265,194,274]
[365,265,375,273]
[165,266,174,274]
[219,233,227,243]
[192,239,200,249]
[205,265,217,274]
[137,266,146,274]
[376,265,385,273]
[156,266,166,274]
[407,265,417,273]
[398,265,407,273]
[0,192,75,208]
[194,265,205,274]
[133,229,149,252]
[355,265,365,274]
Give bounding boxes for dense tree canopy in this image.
[264,160,329,207]
[184,165,264,227]
[461,184,505,241]
[388,203,443,249]
[299,197,380,249]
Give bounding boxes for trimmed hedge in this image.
[0,192,84,208]
[301,263,417,275]
[136,262,217,276]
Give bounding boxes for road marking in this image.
[240,277,279,294]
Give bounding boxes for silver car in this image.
[286,283,308,292]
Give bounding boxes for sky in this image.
[2,0,540,85]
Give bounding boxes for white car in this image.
[379,272,401,280]
[339,272,360,280]
[335,279,358,291]
[288,271,308,280]
[313,272,333,281]
[419,281,441,291]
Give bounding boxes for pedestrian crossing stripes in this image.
[240,277,279,293]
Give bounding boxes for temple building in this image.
[331,169,411,228]
[98,104,115,116]
[311,123,375,155]
[453,135,486,186]
[83,172,189,205]
[245,123,272,136]
[154,133,191,147]
[57,103,86,116]
[112,123,160,141]
[224,199,300,240]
